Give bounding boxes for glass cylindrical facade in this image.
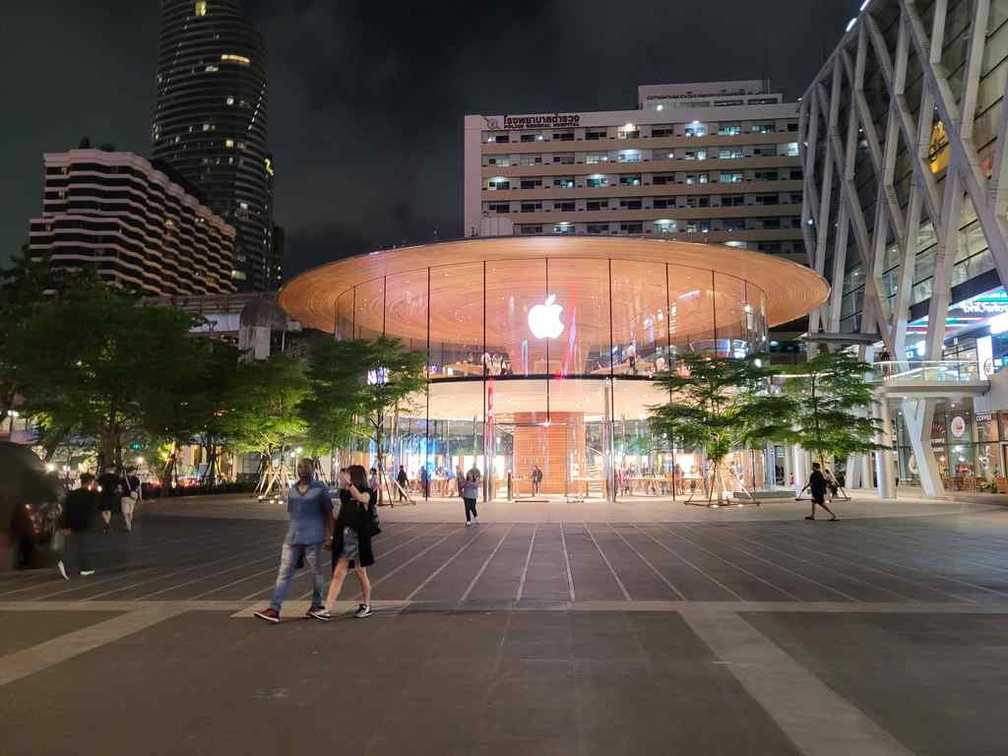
[334,257,769,502]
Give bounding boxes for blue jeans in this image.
[268,542,325,612]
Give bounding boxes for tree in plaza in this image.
[779,349,884,474]
[302,336,426,501]
[217,351,308,497]
[648,353,794,504]
[139,337,240,489]
[0,246,57,423]
[6,279,201,471]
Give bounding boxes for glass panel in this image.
[546,258,611,377]
[548,378,609,499]
[429,262,484,380]
[485,378,547,498]
[353,278,384,340]
[667,266,715,356]
[335,290,353,341]
[612,378,675,497]
[610,260,669,376]
[714,272,747,358]
[384,268,429,372]
[426,381,484,494]
[485,259,547,377]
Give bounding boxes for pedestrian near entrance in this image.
[57,473,98,579]
[461,469,479,525]
[120,466,141,532]
[396,465,408,501]
[313,465,377,621]
[805,462,839,521]
[254,459,333,624]
[96,467,120,533]
[531,464,543,495]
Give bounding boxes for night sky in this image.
[1,0,856,279]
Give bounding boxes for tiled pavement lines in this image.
[291,522,435,602]
[693,524,920,603]
[814,519,1008,576]
[82,533,285,601]
[460,524,516,602]
[642,524,800,600]
[403,525,500,601]
[603,523,687,600]
[679,608,913,756]
[514,523,538,601]
[728,527,981,603]
[211,522,432,603]
[581,523,631,600]
[0,522,286,600]
[350,524,469,597]
[768,526,1008,600]
[673,523,860,602]
[558,521,576,601]
[631,524,745,600]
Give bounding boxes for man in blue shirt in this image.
[254,458,333,623]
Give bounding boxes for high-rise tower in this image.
[152,0,272,290]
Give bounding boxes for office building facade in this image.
[800,0,1008,496]
[152,0,272,291]
[464,81,804,263]
[29,149,236,296]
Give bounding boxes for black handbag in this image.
[369,502,382,536]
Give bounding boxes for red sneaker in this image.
[253,608,280,624]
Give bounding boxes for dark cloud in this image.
[1,0,856,277]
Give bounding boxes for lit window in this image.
[225,139,234,148]
[202,123,211,131]
[586,175,608,189]
[226,95,234,105]
[719,124,741,136]
[618,150,641,163]
[204,64,218,72]
[654,220,676,235]
[194,1,207,16]
[786,142,800,157]
[719,172,743,183]
[264,157,274,176]
[220,54,251,65]
[719,148,743,159]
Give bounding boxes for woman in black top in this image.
[314,465,375,620]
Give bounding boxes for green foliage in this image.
[780,350,883,464]
[648,353,794,467]
[301,336,427,460]
[6,279,201,469]
[0,246,58,420]
[217,351,308,457]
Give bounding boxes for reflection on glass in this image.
[485,259,547,377]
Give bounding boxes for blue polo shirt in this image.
[284,480,332,545]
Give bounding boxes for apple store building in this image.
[279,237,828,501]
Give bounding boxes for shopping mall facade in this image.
[280,236,827,500]
[801,0,1008,496]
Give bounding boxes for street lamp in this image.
[7,410,20,435]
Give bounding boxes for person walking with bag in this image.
[313,465,377,621]
[57,473,98,580]
[120,466,141,533]
[461,469,479,525]
[804,462,839,521]
[253,458,333,624]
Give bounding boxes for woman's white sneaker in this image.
[354,603,372,618]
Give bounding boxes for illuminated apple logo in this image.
[528,294,564,339]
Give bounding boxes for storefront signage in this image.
[977,335,994,378]
[958,290,1008,315]
[527,295,564,339]
[484,113,582,130]
[950,415,967,438]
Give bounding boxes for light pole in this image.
[7,410,20,436]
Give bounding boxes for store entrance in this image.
[489,417,606,502]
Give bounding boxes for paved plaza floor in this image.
[2,493,1007,754]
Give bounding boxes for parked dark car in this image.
[0,442,64,570]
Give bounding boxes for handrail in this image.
[870,360,984,384]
